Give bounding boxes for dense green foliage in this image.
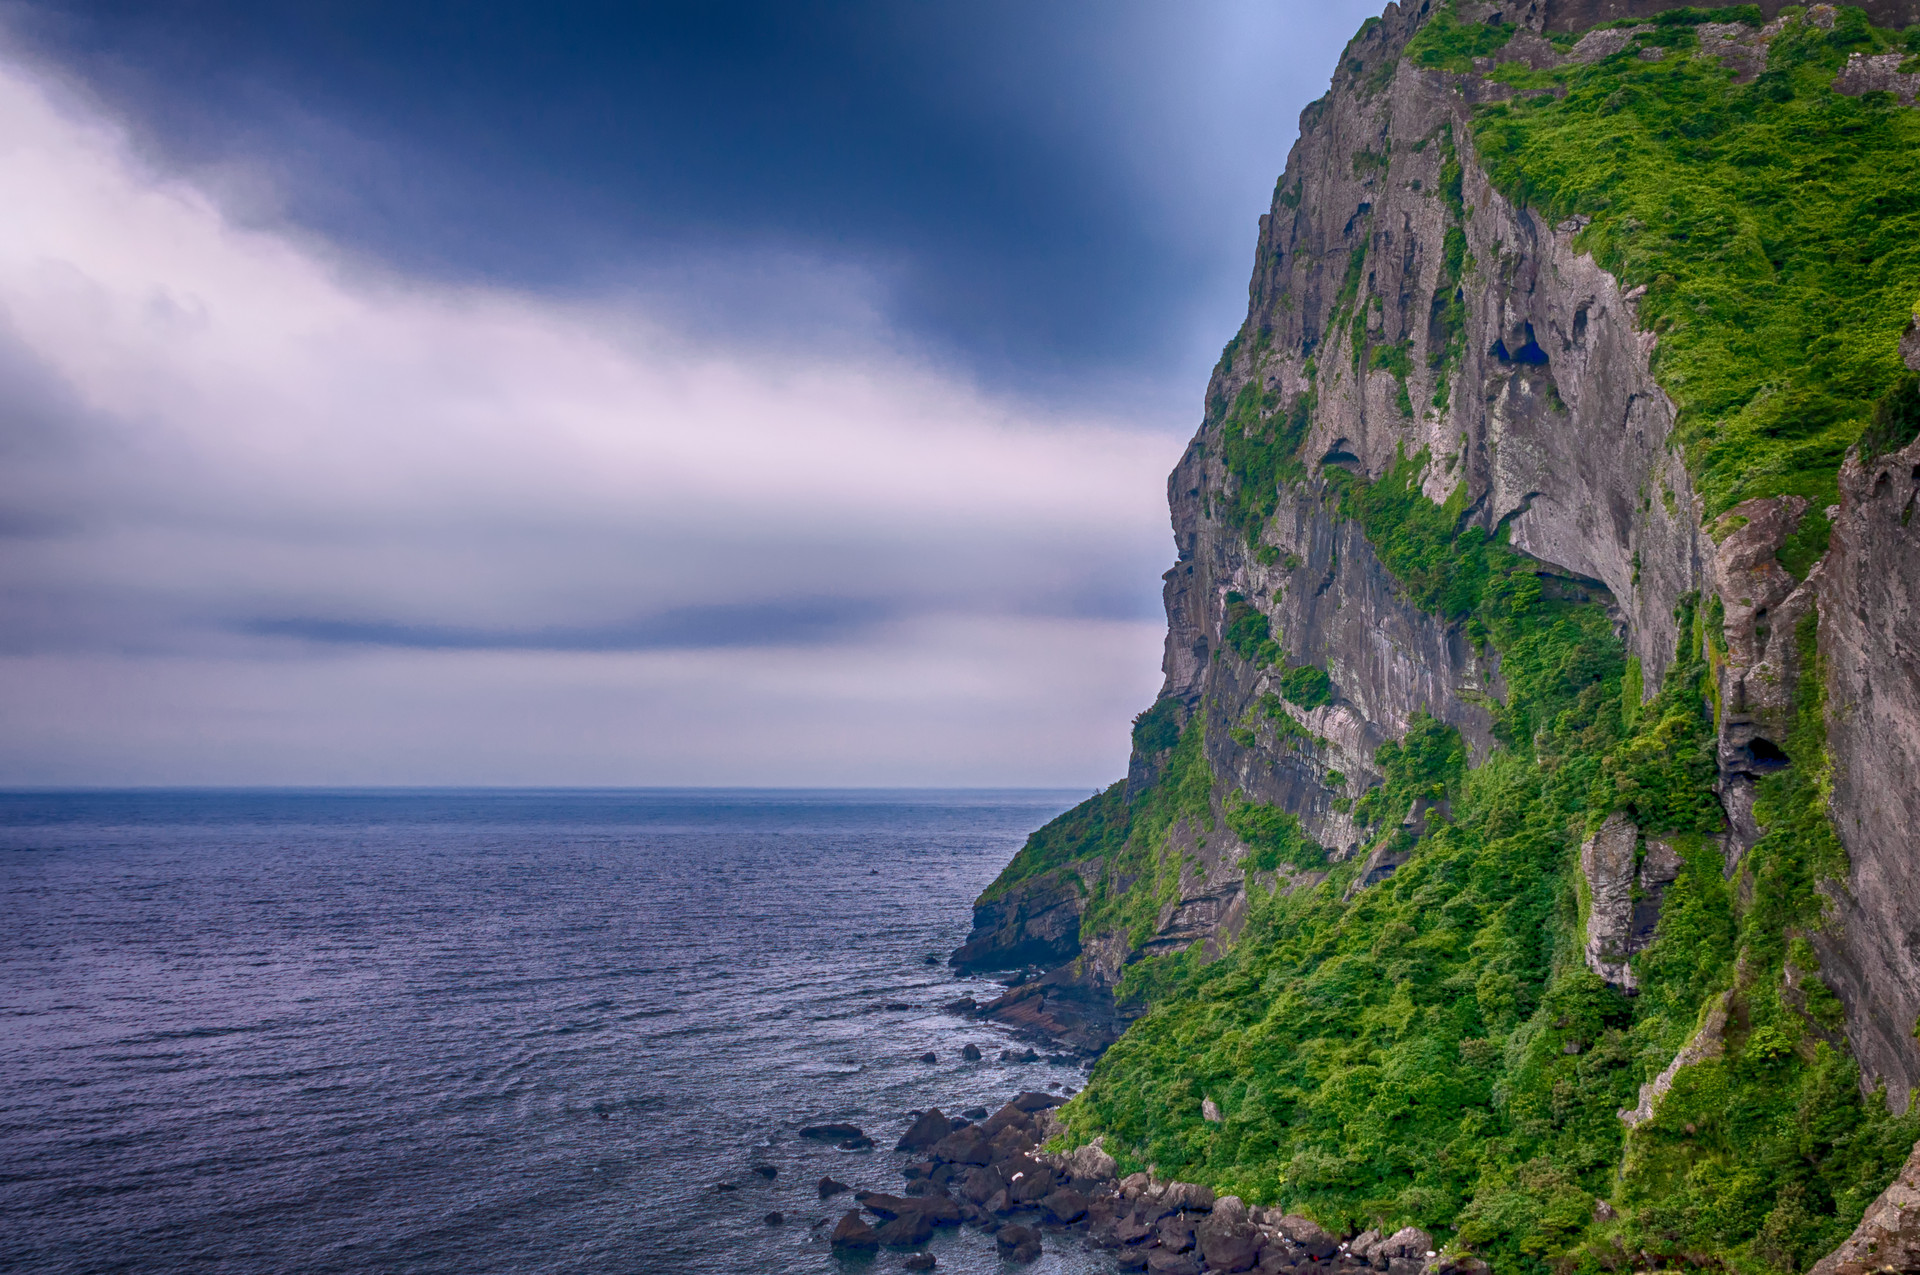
[979,780,1130,902]
[1062,504,1915,1272]
[1404,1,1514,72]
[1228,795,1330,873]
[1217,380,1316,545]
[1467,7,1920,516]
[1225,591,1284,667]
[1278,664,1335,710]
[1134,697,1184,754]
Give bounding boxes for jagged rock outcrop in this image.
[950,868,1085,973]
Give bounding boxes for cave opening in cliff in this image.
[1745,737,1791,771]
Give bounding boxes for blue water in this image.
[0,789,1112,1275]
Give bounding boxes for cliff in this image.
[956,2,1920,1270]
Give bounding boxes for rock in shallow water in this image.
[903,1253,936,1271]
[817,1175,849,1198]
[829,1210,877,1250]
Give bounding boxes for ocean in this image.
[0,789,1117,1275]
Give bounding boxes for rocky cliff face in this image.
[956,2,1920,1262]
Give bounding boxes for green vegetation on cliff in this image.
[1059,463,1918,1271]
[1464,5,1920,517]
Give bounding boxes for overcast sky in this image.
[0,0,1381,787]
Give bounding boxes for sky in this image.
[0,0,1382,787]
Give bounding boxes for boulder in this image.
[1156,1213,1197,1252]
[1350,1229,1384,1265]
[996,1223,1042,1264]
[896,1108,955,1152]
[903,1254,936,1272]
[817,1175,850,1198]
[961,1043,982,1061]
[1378,1227,1436,1265]
[1120,1171,1152,1198]
[1148,1248,1203,1275]
[1008,1165,1057,1206]
[1198,1207,1262,1273]
[830,1210,878,1251]
[929,1125,993,1165]
[837,1135,875,1150]
[799,1122,864,1141]
[984,1189,1013,1215]
[919,1051,937,1063]
[958,1165,1006,1205]
[1042,1187,1089,1223]
[961,1106,989,1120]
[1115,1250,1152,1271]
[1273,1214,1339,1261]
[1010,1091,1064,1112]
[1066,1141,1118,1182]
[943,996,978,1014]
[749,1163,776,1179]
[875,1212,935,1246]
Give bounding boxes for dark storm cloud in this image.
[0,2,1383,783]
[9,0,1382,403]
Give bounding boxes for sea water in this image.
[0,789,1117,1274]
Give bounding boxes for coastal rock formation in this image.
[956,0,1920,1267]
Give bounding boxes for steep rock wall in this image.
[960,0,1920,1121]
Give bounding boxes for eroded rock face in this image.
[1580,813,1640,989]
[950,869,1085,973]
[1815,428,1920,1113]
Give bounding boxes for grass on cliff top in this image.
[1461,5,1920,517]
[1055,453,1918,1273]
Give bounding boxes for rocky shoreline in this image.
[777,1087,1488,1275]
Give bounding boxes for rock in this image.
[996,1223,1043,1263]
[896,1108,954,1152]
[1157,1213,1197,1252]
[1349,1229,1384,1265]
[1066,1141,1118,1182]
[875,1211,935,1246]
[764,1211,783,1225]
[1010,1090,1062,1112]
[1147,1248,1203,1275]
[903,1254,936,1271]
[1164,1182,1215,1212]
[1374,1227,1437,1275]
[1120,1171,1152,1198]
[749,1163,776,1179]
[1812,1139,1920,1275]
[713,1181,737,1191]
[943,996,978,1014]
[799,1122,864,1141]
[837,1136,875,1151]
[923,953,940,964]
[1273,1214,1338,1261]
[1041,1187,1089,1223]
[961,1043,982,1061]
[961,1106,988,1120]
[1197,1211,1262,1272]
[919,1051,937,1063]
[817,1175,849,1198]
[929,1124,993,1165]
[957,1164,1006,1205]
[1007,1161,1058,1205]
[1115,1251,1152,1272]
[829,1210,878,1251]
[1202,1097,1222,1122]
[984,1188,1013,1215]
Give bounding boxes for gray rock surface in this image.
[1815,428,1920,1113]
[1811,1139,1920,1275]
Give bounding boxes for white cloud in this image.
[0,52,1175,785]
